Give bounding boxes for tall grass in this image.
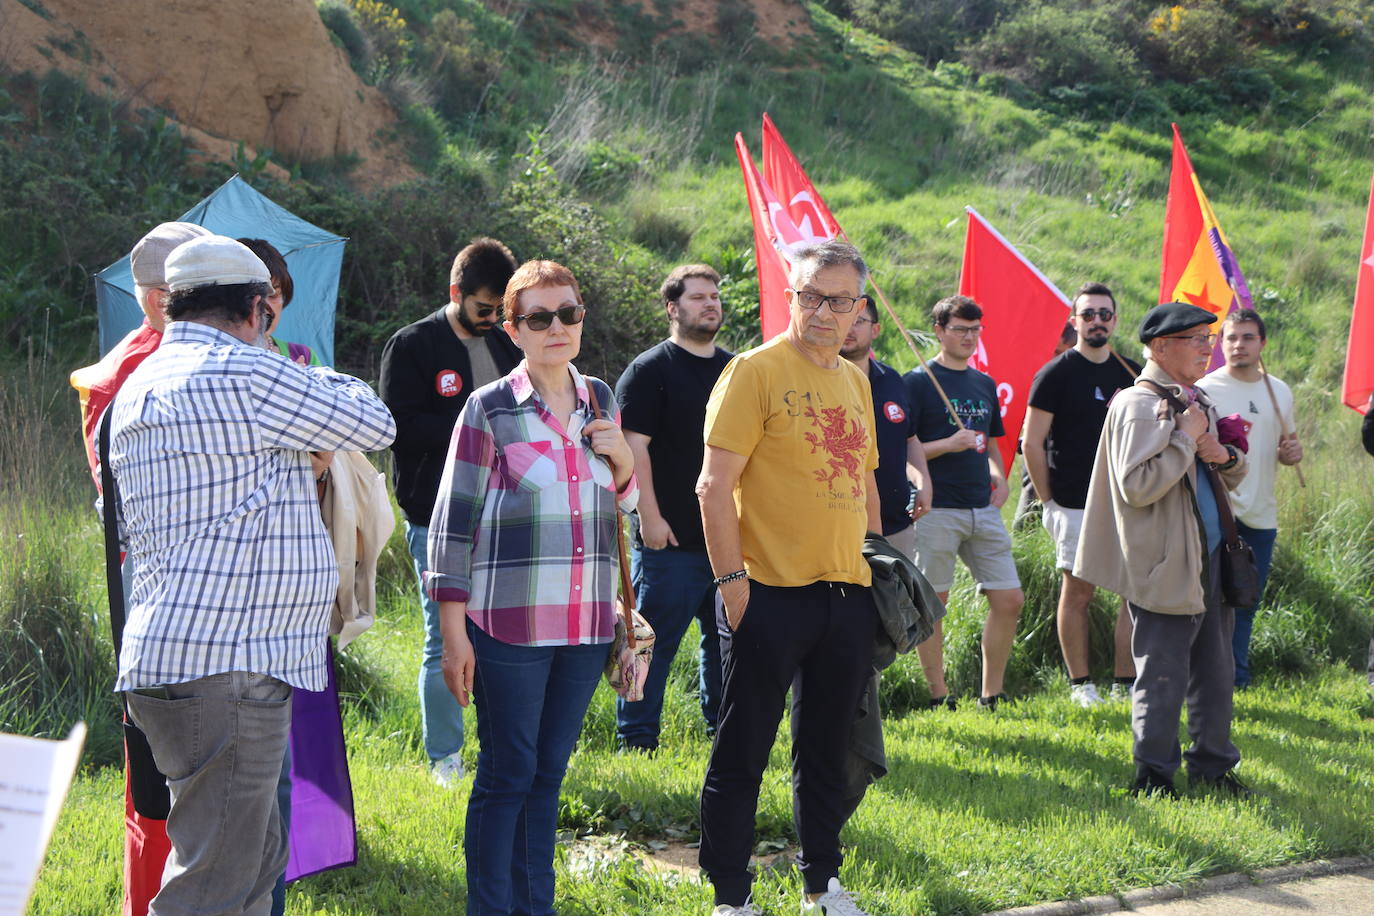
[0,359,121,765]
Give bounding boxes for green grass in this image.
[29,570,1374,914]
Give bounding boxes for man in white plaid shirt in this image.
[110,236,395,915]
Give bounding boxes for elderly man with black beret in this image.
[1074,302,1250,799]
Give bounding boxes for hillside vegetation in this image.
[7,3,1374,911]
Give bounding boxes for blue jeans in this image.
[1232,523,1278,688]
[465,621,606,916]
[405,522,465,762]
[615,546,722,749]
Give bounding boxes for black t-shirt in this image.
[1026,348,1140,509]
[867,358,919,535]
[615,339,734,551]
[903,360,1005,509]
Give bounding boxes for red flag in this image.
[761,113,843,242]
[1342,172,1374,414]
[958,207,1072,471]
[70,323,163,488]
[735,133,806,341]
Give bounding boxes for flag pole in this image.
[832,225,966,431]
[1258,355,1305,487]
[1109,347,1139,379]
[866,272,966,431]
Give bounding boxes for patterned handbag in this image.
[585,379,656,700]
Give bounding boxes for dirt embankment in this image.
[0,0,416,188]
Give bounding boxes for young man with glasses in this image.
[1023,282,1139,706]
[1075,302,1250,798]
[613,265,733,752]
[1197,308,1302,689]
[698,239,882,916]
[903,295,1024,711]
[379,236,521,787]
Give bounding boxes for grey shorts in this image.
[1041,499,1084,572]
[913,506,1021,593]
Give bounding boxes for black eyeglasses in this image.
[1077,308,1115,321]
[472,299,502,319]
[789,289,868,314]
[514,304,586,331]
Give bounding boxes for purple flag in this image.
[285,641,357,882]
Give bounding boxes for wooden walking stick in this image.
[1258,355,1305,487]
[866,275,966,431]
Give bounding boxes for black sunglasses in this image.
[514,304,586,331]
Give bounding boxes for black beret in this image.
[1138,301,1217,343]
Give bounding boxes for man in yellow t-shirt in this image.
[697,239,881,916]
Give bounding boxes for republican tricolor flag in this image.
[1342,172,1374,414]
[958,208,1072,470]
[1160,124,1256,370]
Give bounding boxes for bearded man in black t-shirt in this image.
[1023,282,1139,707]
[613,265,734,751]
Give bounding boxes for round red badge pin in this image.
[435,370,462,397]
[883,401,906,424]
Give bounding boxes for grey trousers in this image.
[1128,550,1240,780]
[126,671,293,916]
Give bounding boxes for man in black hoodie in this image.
[379,237,520,785]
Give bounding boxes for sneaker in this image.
[431,751,465,788]
[713,904,762,915]
[1190,769,1255,798]
[801,878,871,915]
[977,693,1008,711]
[1130,767,1178,799]
[926,695,957,711]
[1070,682,1105,707]
[1109,681,1132,701]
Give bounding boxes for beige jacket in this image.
[321,451,395,649]
[1073,361,1248,615]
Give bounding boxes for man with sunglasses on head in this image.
[1023,282,1139,707]
[698,239,882,916]
[903,295,1024,711]
[613,265,733,752]
[379,236,521,787]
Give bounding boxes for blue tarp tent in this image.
[94,175,346,366]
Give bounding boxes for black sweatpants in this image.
[698,579,878,906]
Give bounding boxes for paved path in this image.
[1114,865,1374,914]
[989,858,1374,916]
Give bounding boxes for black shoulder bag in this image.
[1139,379,1261,609]
[99,410,172,819]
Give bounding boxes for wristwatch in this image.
[1215,444,1238,471]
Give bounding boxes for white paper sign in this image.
[0,723,87,915]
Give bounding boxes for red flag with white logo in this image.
[735,133,812,341]
[761,113,843,242]
[958,207,1072,470]
[1342,172,1374,414]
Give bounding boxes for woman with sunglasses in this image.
[425,260,637,915]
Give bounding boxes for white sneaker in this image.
[1070,682,1105,707]
[1109,681,1132,701]
[801,878,871,915]
[713,905,762,915]
[431,751,465,788]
